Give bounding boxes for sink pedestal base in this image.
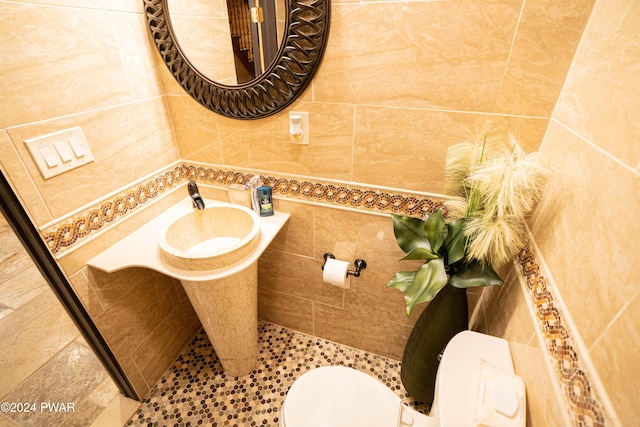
[180,262,258,377]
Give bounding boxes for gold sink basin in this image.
[159,204,261,271]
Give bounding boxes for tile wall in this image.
[473,0,640,425]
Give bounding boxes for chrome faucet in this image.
[188,180,205,210]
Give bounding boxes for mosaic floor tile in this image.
[126,321,430,426]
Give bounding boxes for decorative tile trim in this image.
[42,165,185,254]
[517,246,606,427]
[43,163,443,254]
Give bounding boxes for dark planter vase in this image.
[400,283,469,406]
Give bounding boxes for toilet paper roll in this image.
[323,258,351,289]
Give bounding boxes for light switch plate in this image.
[24,126,94,179]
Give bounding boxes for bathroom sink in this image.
[159,204,261,271]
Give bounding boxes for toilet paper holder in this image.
[321,253,367,277]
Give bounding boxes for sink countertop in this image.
[87,197,290,282]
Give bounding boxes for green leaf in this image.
[392,214,432,254]
[449,260,504,289]
[423,210,445,254]
[400,247,440,261]
[404,258,448,317]
[385,271,416,293]
[445,218,467,265]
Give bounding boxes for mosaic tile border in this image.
[517,246,605,427]
[42,163,443,254]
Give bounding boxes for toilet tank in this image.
[431,331,526,427]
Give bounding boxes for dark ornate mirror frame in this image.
[144,0,331,120]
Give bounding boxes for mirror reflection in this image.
[167,0,286,85]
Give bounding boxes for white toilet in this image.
[280,331,526,427]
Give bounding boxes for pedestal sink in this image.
[87,197,290,378]
[159,204,262,377]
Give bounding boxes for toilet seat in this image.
[281,332,525,427]
[281,366,404,427]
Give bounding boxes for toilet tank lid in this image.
[436,331,517,426]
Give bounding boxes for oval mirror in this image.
[166,0,287,85]
[144,0,331,120]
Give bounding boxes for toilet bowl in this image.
[280,331,526,427]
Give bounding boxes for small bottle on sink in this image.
[256,186,274,216]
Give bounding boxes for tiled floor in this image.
[126,321,430,426]
[0,213,130,427]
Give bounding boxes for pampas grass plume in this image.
[443,132,549,267]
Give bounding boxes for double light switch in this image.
[24,126,94,179]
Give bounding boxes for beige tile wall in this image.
[257,199,426,360]
[532,0,640,422]
[170,0,590,194]
[474,0,640,425]
[0,0,197,400]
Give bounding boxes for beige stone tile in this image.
[215,101,355,180]
[590,291,640,425]
[0,219,34,281]
[0,260,47,309]
[8,302,80,355]
[0,413,18,426]
[531,122,640,347]
[69,269,105,318]
[8,0,138,10]
[0,131,52,226]
[495,0,595,117]
[482,264,536,346]
[9,99,178,221]
[353,106,547,192]
[0,288,58,343]
[0,305,11,322]
[267,199,314,258]
[7,99,178,219]
[0,303,80,397]
[258,249,344,307]
[314,1,519,111]
[554,0,640,169]
[167,95,223,161]
[1,342,109,427]
[0,3,132,129]
[86,267,152,311]
[109,10,165,100]
[257,287,314,335]
[89,393,140,427]
[130,298,201,387]
[86,377,119,413]
[311,205,433,325]
[314,303,411,360]
[514,336,570,426]
[119,356,151,399]
[94,271,179,358]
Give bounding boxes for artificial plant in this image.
[387,133,549,316]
